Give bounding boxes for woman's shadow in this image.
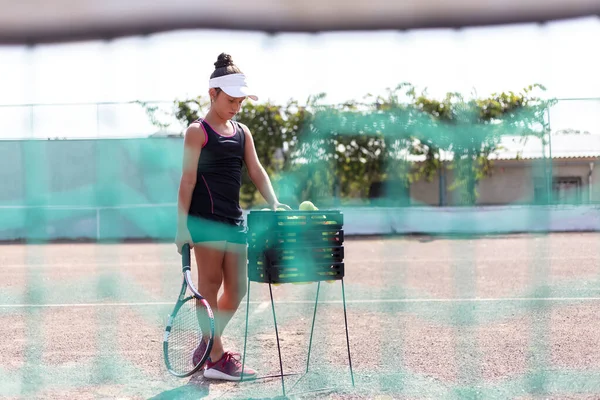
[148,373,289,400]
[148,373,211,400]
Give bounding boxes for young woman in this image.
[175,53,291,381]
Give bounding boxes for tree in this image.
[138,97,209,134]
[373,83,553,205]
[141,95,314,208]
[236,100,309,207]
[140,83,555,208]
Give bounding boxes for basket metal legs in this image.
[242,278,354,397]
[342,279,355,387]
[241,277,251,383]
[269,282,287,396]
[305,281,321,373]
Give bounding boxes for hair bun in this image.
[214,53,235,69]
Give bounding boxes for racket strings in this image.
[166,298,212,374]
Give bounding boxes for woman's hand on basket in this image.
[272,201,292,211]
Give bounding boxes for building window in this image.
[553,177,582,204]
[534,176,583,204]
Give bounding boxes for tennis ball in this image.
[299,201,317,211]
[276,207,287,211]
[261,208,271,211]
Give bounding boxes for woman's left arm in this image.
[241,123,291,211]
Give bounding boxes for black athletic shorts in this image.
[187,213,247,244]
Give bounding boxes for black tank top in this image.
[189,118,246,221]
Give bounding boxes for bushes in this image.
[142,84,553,208]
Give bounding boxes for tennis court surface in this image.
[2,232,600,399]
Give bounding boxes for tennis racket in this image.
[163,243,215,377]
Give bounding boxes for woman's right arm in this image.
[176,123,205,252]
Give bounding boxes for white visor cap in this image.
[208,73,258,101]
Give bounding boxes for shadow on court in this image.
[148,374,291,400]
[148,374,210,400]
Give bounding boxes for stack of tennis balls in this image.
[275,201,316,285]
[260,205,299,285]
[306,201,336,284]
[298,200,338,284]
[263,201,337,285]
[299,200,318,211]
[260,201,318,211]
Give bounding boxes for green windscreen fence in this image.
[0,138,181,242]
[2,97,600,399]
[1,97,587,241]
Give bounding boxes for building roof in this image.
[493,134,600,160]
[407,134,600,163]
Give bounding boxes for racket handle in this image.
[182,243,191,271]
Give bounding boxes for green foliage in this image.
[141,84,554,208]
[235,99,309,207]
[173,97,210,126]
[367,83,553,205]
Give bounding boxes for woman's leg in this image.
[218,242,248,335]
[193,241,227,361]
[202,241,256,381]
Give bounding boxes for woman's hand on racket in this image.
[175,227,194,254]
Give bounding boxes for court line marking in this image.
[252,301,270,315]
[3,255,600,269]
[0,203,176,210]
[1,262,176,269]
[2,297,600,308]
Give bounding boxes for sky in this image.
[0,16,599,139]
